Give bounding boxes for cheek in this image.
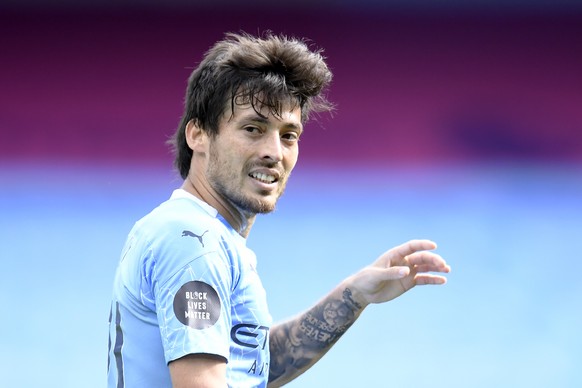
[285,147,299,170]
[212,141,240,165]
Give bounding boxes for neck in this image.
[181,175,256,238]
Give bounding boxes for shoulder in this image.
[136,194,219,246]
[120,194,226,277]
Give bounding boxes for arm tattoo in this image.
[343,288,363,310]
[269,288,364,384]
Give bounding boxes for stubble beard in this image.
[207,148,289,216]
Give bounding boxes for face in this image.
[205,101,303,215]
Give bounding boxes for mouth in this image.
[249,171,278,184]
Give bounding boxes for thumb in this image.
[381,266,410,280]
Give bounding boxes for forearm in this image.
[266,240,450,386]
[267,280,366,387]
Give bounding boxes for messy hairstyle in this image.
[168,31,334,179]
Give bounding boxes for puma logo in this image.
[182,230,209,247]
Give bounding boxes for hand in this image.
[348,239,451,306]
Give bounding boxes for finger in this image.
[405,251,447,268]
[414,274,448,285]
[414,264,451,274]
[393,239,437,258]
[375,266,411,280]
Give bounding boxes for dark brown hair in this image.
[168,31,334,179]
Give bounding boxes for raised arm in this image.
[267,239,450,387]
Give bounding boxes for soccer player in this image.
[107,32,450,388]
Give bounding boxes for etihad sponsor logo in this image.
[230,323,270,350]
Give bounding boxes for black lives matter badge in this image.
[173,281,221,329]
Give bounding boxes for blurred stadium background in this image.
[1,1,581,387]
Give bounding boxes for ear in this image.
[185,119,208,153]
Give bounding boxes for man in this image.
[107,32,450,388]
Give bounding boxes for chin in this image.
[235,196,278,215]
[248,191,281,214]
[254,200,277,214]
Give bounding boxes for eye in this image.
[281,132,300,143]
[244,126,261,134]
[243,125,262,135]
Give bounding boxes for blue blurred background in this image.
[1,1,581,387]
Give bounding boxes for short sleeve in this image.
[146,225,238,364]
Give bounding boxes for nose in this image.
[261,131,283,163]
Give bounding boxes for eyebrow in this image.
[242,112,303,131]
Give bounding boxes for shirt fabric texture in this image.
[107,189,272,387]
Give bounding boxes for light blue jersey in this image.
[107,189,272,387]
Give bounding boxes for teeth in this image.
[250,172,276,183]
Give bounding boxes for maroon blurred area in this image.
[1,6,581,166]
